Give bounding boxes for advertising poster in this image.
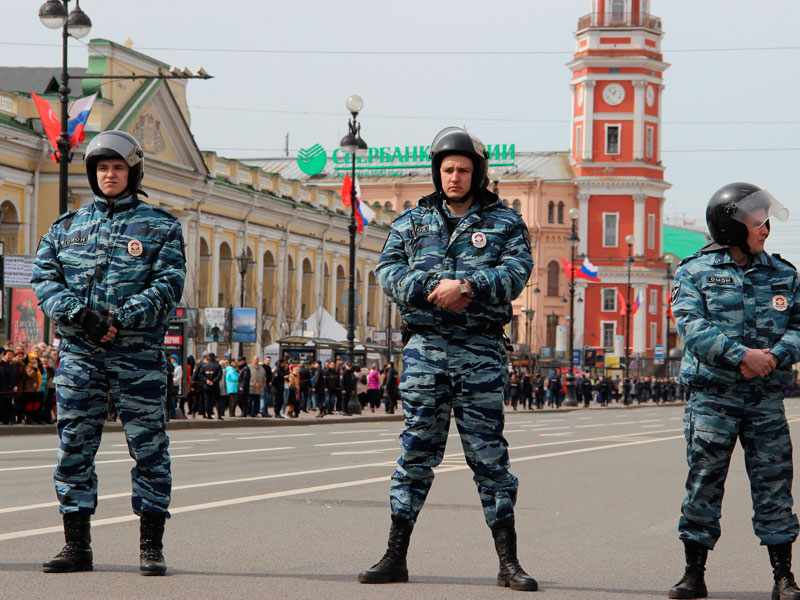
[204,307,227,343]
[10,288,45,346]
[232,308,256,343]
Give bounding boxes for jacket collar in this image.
[93,193,138,215]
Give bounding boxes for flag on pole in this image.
[30,92,61,162]
[580,257,601,282]
[617,290,627,315]
[67,92,96,148]
[341,172,353,208]
[341,173,373,232]
[632,293,641,314]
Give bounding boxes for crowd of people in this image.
[505,369,689,409]
[0,341,58,425]
[177,354,401,421]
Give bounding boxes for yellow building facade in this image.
[0,39,394,360]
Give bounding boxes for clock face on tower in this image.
[646,85,655,107]
[602,83,625,106]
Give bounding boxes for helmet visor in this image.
[86,133,143,167]
[726,189,789,228]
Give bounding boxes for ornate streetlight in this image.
[340,94,367,415]
[663,254,676,381]
[236,249,250,359]
[39,0,92,216]
[624,234,635,404]
[563,207,580,406]
[488,166,502,196]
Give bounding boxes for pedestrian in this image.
[272,360,286,418]
[668,182,800,600]
[0,348,16,424]
[360,126,536,590]
[312,360,325,417]
[249,356,265,417]
[260,356,273,417]
[202,353,222,420]
[383,362,398,414]
[32,130,186,575]
[298,360,312,412]
[287,364,299,418]
[236,356,251,416]
[324,360,338,415]
[367,364,381,412]
[169,355,182,419]
[223,359,237,417]
[20,356,41,424]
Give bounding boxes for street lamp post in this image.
[488,167,502,196]
[39,0,92,216]
[340,94,367,415]
[521,306,534,373]
[564,207,581,406]
[624,234,635,404]
[236,249,249,359]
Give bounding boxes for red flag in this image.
[665,304,675,324]
[561,257,597,282]
[341,173,353,208]
[617,290,627,315]
[31,92,61,162]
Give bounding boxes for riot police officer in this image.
[669,182,800,599]
[33,130,186,576]
[359,127,536,591]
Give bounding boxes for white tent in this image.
[291,307,356,343]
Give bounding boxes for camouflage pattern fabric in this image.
[391,331,517,527]
[377,189,533,528]
[376,189,532,329]
[680,387,798,548]
[672,249,800,548]
[32,193,186,516]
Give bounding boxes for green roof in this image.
[664,225,708,259]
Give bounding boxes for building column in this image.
[581,81,596,161]
[577,192,590,257]
[633,284,647,354]
[657,84,665,162]
[255,235,266,356]
[211,226,222,308]
[633,193,646,256]
[632,80,647,160]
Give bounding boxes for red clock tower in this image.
[568,0,671,369]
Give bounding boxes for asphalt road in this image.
[3,401,800,599]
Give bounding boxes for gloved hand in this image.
[76,309,120,345]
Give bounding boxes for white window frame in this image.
[605,123,621,155]
[649,322,657,349]
[576,124,582,157]
[603,212,619,248]
[601,321,617,349]
[648,213,655,250]
[649,289,657,314]
[645,125,654,158]
[602,288,617,312]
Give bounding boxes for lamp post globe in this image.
[38,0,67,28]
[67,3,92,38]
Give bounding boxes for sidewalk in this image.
[0,400,692,437]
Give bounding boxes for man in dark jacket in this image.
[272,360,285,418]
[298,361,312,413]
[341,363,355,415]
[237,356,251,417]
[312,361,325,417]
[202,354,222,420]
[324,361,338,415]
[260,357,273,417]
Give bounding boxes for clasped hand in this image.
[426,279,471,312]
[739,348,778,379]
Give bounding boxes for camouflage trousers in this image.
[390,332,518,528]
[53,349,171,517]
[679,387,799,548]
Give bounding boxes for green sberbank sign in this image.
[296,142,516,177]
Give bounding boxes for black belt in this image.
[401,321,505,345]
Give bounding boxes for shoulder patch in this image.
[671,280,681,305]
[774,253,797,271]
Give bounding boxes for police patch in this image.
[60,235,88,249]
[671,281,681,304]
[706,276,735,285]
[413,224,430,236]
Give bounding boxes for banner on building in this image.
[10,288,44,346]
[232,308,256,343]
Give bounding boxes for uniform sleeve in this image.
[770,272,800,368]
[672,264,748,369]
[375,226,438,308]
[113,219,186,331]
[469,219,533,304]
[31,227,85,326]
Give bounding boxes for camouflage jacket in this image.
[376,189,533,330]
[672,249,800,388]
[32,194,186,354]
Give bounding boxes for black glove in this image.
[77,309,120,345]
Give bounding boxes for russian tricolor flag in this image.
[579,257,601,282]
[67,93,96,148]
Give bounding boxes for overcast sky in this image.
[6,0,800,264]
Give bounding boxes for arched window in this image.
[502,198,509,207]
[557,201,564,224]
[384,201,393,211]
[548,201,554,223]
[512,199,521,213]
[547,260,560,297]
[403,200,412,209]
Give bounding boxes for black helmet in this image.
[429,126,489,198]
[706,182,788,249]
[84,130,146,198]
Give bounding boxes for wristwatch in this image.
[459,278,470,296]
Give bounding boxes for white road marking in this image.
[236,433,315,440]
[638,419,662,423]
[575,424,606,428]
[329,429,389,435]
[577,417,593,421]
[610,421,635,425]
[539,432,571,437]
[642,424,665,428]
[314,439,396,448]
[0,446,295,473]
[0,434,685,542]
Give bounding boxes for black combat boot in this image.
[768,543,800,600]
[358,515,413,583]
[491,518,538,591]
[42,513,93,573]
[668,539,708,599]
[139,512,167,576]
